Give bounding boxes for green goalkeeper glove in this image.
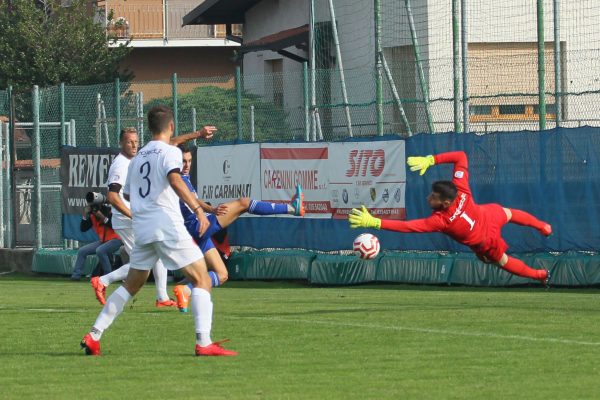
[348,205,381,229]
[407,155,435,176]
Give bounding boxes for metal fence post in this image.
[250,105,255,142]
[32,86,42,250]
[191,107,197,145]
[452,0,461,133]
[0,121,4,247]
[70,119,77,146]
[235,66,243,140]
[172,73,179,136]
[303,62,310,141]
[5,87,13,248]
[60,83,66,146]
[375,0,384,136]
[115,77,121,137]
[537,0,547,131]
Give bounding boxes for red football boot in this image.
[155,299,177,308]
[80,333,101,356]
[195,339,237,356]
[90,277,106,305]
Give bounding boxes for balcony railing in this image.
[99,3,242,41]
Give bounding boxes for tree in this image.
[145,86,290,143]
[0,0,132,92]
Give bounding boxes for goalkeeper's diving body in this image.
[348,151,551,285]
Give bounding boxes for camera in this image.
[86,192,107,206]
[86,192,109,213]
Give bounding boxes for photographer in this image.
[70,192,123,281]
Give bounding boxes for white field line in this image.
[225,315,600,347]
[10,307,599,347]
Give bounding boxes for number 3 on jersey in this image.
[139,161,151,198]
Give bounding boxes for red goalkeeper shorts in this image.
[469,203,509,263]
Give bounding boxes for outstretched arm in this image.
[408,151,470,193]
[170,126,217,146]
[348,206,444,233]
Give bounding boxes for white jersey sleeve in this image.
[107,153,132,230]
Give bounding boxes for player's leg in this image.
[216,185,305,228]
[91,228,135,305]
[71,241,101,280]
[496,253,549,284]
[174,248,227,312]
[152,259,176,307]
[504,207,552,236]
[81,243,156,356]
[161,238,236,356]
[95,239,123,275]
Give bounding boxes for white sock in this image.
[153,260,169,301]
[100,263,130,287]
[90,286,131,340]
[191,287,213,346]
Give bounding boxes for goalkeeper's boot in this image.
[173,285,190,313]
[291,184,305,216]
[540,223,552,237]
[541,269,551,289]
[90,277,106,305]
[80,334,101,356]
[155,299,177,308]
[195,339,238,356]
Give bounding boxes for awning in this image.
[238,24,308,55]
[183,0,261,26]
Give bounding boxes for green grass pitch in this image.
[1,274,600,399]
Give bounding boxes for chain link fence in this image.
[2,0,600,248]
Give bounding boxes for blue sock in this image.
[248,200,289,215]
[188,271,220,288]
[209,271,220,287]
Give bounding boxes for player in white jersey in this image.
[81,105,236,357]
[91,126,215,307]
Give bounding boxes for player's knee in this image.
[239,197,251,211]
[219,271,228,285]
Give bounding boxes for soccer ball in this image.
[352,233,380,259]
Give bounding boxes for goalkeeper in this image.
[348,151,552,285]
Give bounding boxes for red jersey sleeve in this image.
[433,151,470,194]
[380,215,445,233]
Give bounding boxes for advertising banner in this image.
[196,144,261,208]
[60,147,119,240]
[328,141,406,219]
[260,143,331,218]
[61,147,119,214]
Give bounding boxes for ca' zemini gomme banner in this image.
[196,141,406,220]
[60,147,119,215]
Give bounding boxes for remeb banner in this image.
[60,146,119,240]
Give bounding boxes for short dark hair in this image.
[432,181,458,201]
[147,105,174,134]
[178,144,192,154]
[119,127,137,142]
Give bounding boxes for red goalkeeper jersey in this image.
[380,151,486,246]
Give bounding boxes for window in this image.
[469,104,556,122]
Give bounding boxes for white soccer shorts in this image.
[115,227,135,255]
[130,239,204,271]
